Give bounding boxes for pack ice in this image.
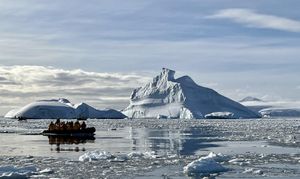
[123,68,260,119]
[5,98,126,119]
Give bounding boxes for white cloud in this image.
[0,65,151,115]
[207,8,300,32]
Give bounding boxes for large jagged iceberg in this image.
[122,68,260,119]
[5,98,126,119]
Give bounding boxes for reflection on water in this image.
[48,135,95,145]
[42,126,221,155]
[48,135,95,153]
[128,127,221,156]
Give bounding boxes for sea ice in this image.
[78,151,113,162]
[0,166,37,178]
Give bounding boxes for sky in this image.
[0,0,300,115]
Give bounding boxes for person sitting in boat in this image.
[74,121,81,131]
[48,121,55,132]
[81,121,86,130]
[66,121,74,132]
[61,121,67,131]
[55,119,60,125]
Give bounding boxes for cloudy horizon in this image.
[0,0,300,115]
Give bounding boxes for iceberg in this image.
[123,68,260,119]
[5,98,126,119]
[259,107,300,118]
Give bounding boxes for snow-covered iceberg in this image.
[122,68,260,119]
[5,98,126,119]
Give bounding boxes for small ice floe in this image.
[79,151,113,162]
[204,112,235,119]
[183,152,228,176]
[126,151,158,159]
[243,168,263,175]
[0,166,37,178]
[39,168,54,174]
[228,158,251,166]
[204,152,230,162]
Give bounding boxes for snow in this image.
[183,152,228,175]
[0,166,37,178]
[123,68,260,119]
[205,112,234,119]
[5,98,126,119]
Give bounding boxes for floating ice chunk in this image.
[243,168,263,175]
[253,169,263,175]
[79,150,159,162]
[127,151,145,158]
[0,166,37,178]
[143,151,158,159]
[183,154,228,176]
[127,151,158,159]
[79,151,113,162]
[228,158,250,166]
[39,168,54,174]
[205,112,234,119]
[202,152,230,162]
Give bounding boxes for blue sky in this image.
[0,0,300,114]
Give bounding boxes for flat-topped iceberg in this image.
[240,97,300,118]
[5,98,126,119]
[123,68,260,119]
[260,107,300,118]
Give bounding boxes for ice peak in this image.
[155,68,175,82]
